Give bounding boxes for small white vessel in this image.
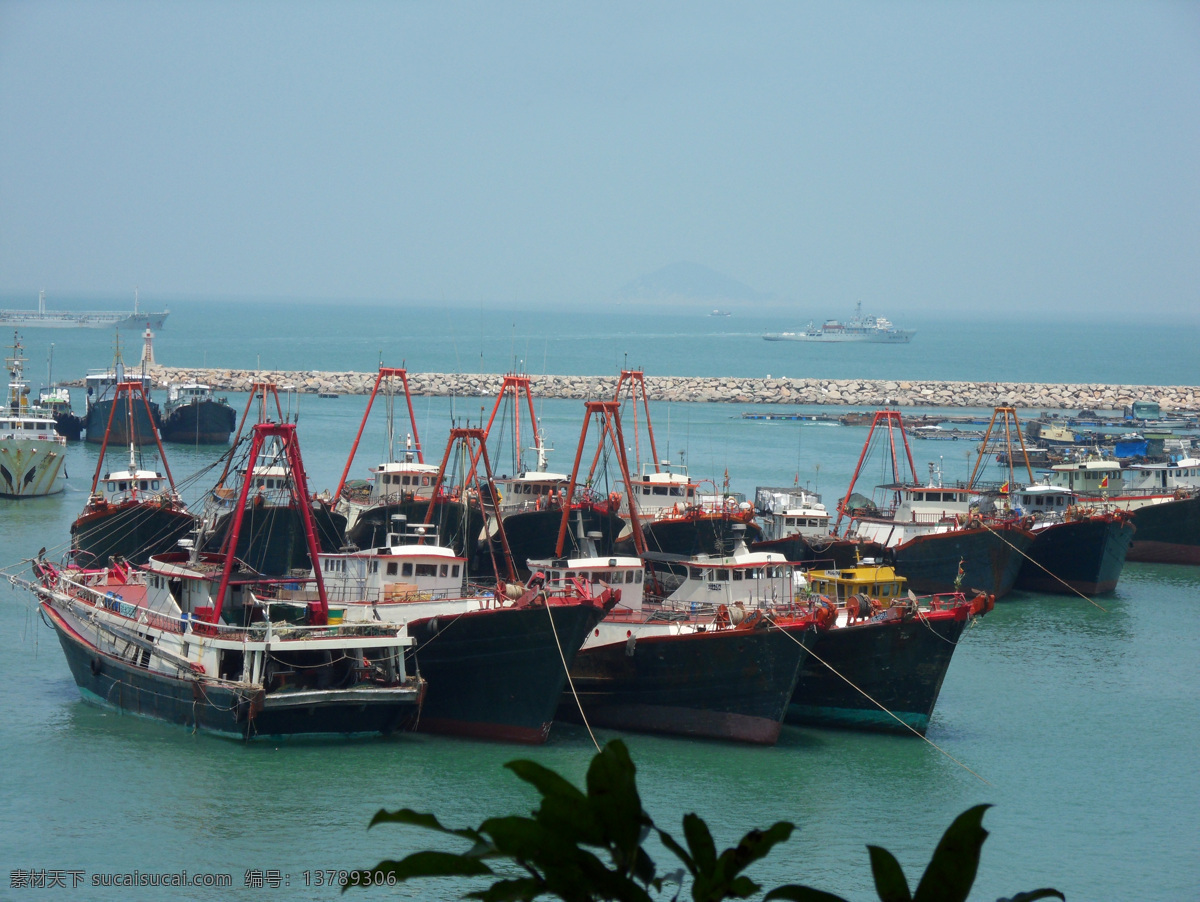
[0,333,67,497]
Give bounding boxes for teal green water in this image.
[1,303,1198,900]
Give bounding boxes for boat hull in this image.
[85,398,160,445]
[784,607,971,734]
[750,534,885,569]
[558,626,808,745]
[158,399,237,444]
[1014,516,1135,595]
[45,603,420,739]
[1126,495,1200,565]
[71,501,196,566]
[0,440,67,497]
[615,514,763,558]
[891,525,1032,598]
[406,602,605,743]
[762,331,914,343]
[203,503,347,576]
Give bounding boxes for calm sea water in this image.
[1,300,1197,900]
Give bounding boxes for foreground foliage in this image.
[349,739,1063,902]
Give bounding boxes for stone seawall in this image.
[130,366,1200,412]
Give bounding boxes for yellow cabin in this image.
[803,562,906,603]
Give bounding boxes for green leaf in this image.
[912,805,991,902]
[997,891,1065,902]
[341,851,493,892]
[368,807,484,844]
[867,845,913,902]
[657,828,697,876]
[467,876,546,902]
[683,813,718,874]
[763,887,850,902]
[586,740,650,867]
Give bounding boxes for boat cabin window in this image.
[401,563,413,577]
[653,486,668,496]
[439,564,448,577]
[107,481,117,491]
[670,486,684,497]
[386,562,398,576]
[689,567,703,580]
[635,570,642,583]
[452,564,460,577]
[369,561,378,574]
[415,564,436,577]
[716,568,729,581]
[732,570,742,581]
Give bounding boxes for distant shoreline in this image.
[92,366,1200,412]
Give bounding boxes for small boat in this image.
[0,333,68,497]
[37,386,84,441]
[763,302,914,343]
[70,380,194,566]
[750,485,884,569]
[157,383,236,444]
[23,422,425,740]
[772,561,993,734]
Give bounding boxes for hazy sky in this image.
[2,1,1197,316]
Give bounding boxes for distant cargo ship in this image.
[764,302,913,343]
[0,290,169,330]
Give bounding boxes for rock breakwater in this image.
[133,366,1200,412]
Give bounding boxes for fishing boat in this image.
[541,400,813,745]
[610,370,762,557]
[157,383,236,444]
[303,516,617,743]
[23,422,425,740]
[750,485,884,568]
[772,560,993,734]
[200,384,347,575]
[83,366,159,445]
[763,302,914,343]
[0,288,170,330]
[0,333,68,497]
[1045,456,1200,565]
[336,367,482,560]
[970,407,1136,595]
[834,410,1033,598]
[37,387,84,440]
[70,380,195,566]
[473,374,626,576]
[332,424,618,742]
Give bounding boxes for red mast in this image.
[832,409,918,534]
[612,369,660,475]
[210,422,329,624]
[334,367,423,498]
[554,400,647,558]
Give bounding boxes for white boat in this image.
[0,333,67,497]
[763,302,914,343]
[0,289,169,330]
